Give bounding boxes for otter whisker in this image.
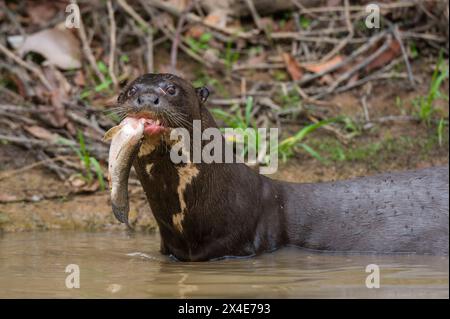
[166,111,193,129]
[162,110,191,129]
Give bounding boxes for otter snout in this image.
[135,93,160,108]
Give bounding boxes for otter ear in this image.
[195,86,209,104]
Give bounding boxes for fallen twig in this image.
[145,0,257,39]
[75,0,106,83]
[320,0,354,63]
[245,0,264,31]
[107,0,119,88]
[294,1,418,14]
[118,0,149,29]
[0,42,53,90]
[297,30,388,85]
[316,34,395,98]
[170,1,196,73]
[392,25,415,87]
[0,155,76,181]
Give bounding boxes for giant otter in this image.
[110,73,449,261]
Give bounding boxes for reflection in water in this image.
[0,231,448,298]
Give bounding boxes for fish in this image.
[103,117,146,228]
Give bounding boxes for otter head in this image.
[117,73,209,135]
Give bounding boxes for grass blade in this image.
[90,157,106,191]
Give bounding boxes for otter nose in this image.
[135,93,159,108]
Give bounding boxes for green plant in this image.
[341,116,362,138]
[212,99,338,163]
[212,96,260,158]
[224,39,240,72]
[413,52,449,125]
[409,41,419,59]
[193,76,217,90]
[186,33,212,53]
[394,96,408,115]
[120,54,130,63]
[0,212,10,226]
[278,118,339,162]
[212,97,255,129]
[356,19,368,32]
[280,89,301,108]
[79,60,114,101]
[248,45,263,56]
[273,70,288,81]
[299,16,311,29]
[317,138,382,163]
[437,118,448,147]
[58,131,106,190]
[94,61,113,93]
[313,128,447,169]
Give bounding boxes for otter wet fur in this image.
[110,73,449,261]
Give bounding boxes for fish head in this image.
[112,202,133,230]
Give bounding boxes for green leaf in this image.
[77,131,92,182]
[299,143,324,162]
[409,42,419,59]
[245,96,254,127]
[80,89,92,100]
[90,157,106,191]
[97,61,108,75]
[299,16,311,29]
[292,118,338,143]
[95,78,113,92]
[120,54,130,63]
[199,32,212,43]
[186,37,201,53]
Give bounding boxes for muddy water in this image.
[0,231,447,298]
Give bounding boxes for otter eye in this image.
[166,85,176,95]
[127,86,137,97]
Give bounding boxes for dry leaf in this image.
[74,70,86,87]
[7,74,27,98]
[27,2,59,26]
[282,53,303,81]
[14,28,82,70]
[186,25,204,39]
[82,180,100,193]
[303,55,344,73]
[24,125,60,142]
[318,74,335,85]
[365,39,401,73]
[67,175,100,193]
[246,52,267,66]
[186,10,229,38]
[0,194,19,203]
[67,175,86,188]
[204,10,228,28]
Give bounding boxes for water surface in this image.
[0,231,447,298]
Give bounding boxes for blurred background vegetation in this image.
[0,0,448,231]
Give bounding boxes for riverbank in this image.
[1,126,448,233]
